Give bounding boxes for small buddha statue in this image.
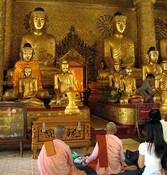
[18,65,45,108]
[142,46,162,80]
[120,66,143,103]
[159,37,167,63]
[104,12,135,73]
[21,7,59,80]
[49,60,74,106]
[154,62,167,103]
[109,64,122,90]
[97,60,109,81]
[3,43,50,101]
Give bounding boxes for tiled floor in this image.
[0,115,141,175]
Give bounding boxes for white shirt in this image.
[138,142,162,175]
[160,119,167,143]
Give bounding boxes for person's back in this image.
[161,150,167,175]
[138,120,167,175]
[84,122,136,174]
[38,125,86,175]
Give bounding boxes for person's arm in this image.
[137,143,145,169]
[138,154,145,168]
[85,142,99,164]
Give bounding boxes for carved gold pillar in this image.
[0,0,6,96]
[4,0,13,69]
[133,0,156,66]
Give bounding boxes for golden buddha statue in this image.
[21,7,59,80]
[154,62,167,103]
[49,60,74,106]
[104,12,135,73]
[109,64,122,89]
[159,37,167,63]
[97,60,109,81]
[18,65,45,108]
[120,67,143,103]
[142,46,162,80]
[3,43,50,101]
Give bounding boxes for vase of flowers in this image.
[106,88,122,103]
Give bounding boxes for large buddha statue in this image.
[104,12,135,73]
[142,46,162,80]
[3,43,50,101]
[18,65,45,108]
[49,60,74,106]
[21,7,59,81]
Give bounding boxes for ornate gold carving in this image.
[96,14,113,37]
[154,17,167,40]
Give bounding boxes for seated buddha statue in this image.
[159,37,167,63]
[97,60,109,81]
[120,66,143,104]
[154,62,167,103]
[18,65,45,108]
[104,12,135,73]
[49,60,75,106]
[142,46,162,80]
[21,7,59,81]
[109,64,123,90]
[3,43,50,101]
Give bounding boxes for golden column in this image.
[0,0,6,97]
[133,0,156,66]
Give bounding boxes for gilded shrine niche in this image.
[56,26,96,90]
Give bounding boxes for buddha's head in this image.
[114,63,120,72]
[30,7,47,31]
[61,60,69,73]
[147,46,159,63]
[125,66,132,75]
[21,43,33,62]
[24,65,32,78]
[112,12,127,34]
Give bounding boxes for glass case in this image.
[0,102,27,141]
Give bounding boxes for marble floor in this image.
[0,115,141,175]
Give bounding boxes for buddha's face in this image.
[24,67,32,78]
[113,16,127,34]
[114,64,120,72]
[126,67,132,75]
[22,48,33,61]
[149,51,159,63]
[32,11,46,30]
[61,63,69,73]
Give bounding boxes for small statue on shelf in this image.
[18,65,45,108]
[120,67,143,104]
[49,60,74,106]
[97,60,109,81]
[109,64,122,90]
[142,46,162,81]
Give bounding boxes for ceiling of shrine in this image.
[15,0,167,11]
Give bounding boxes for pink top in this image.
[38,139,86,175]
[85,134,125,174]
